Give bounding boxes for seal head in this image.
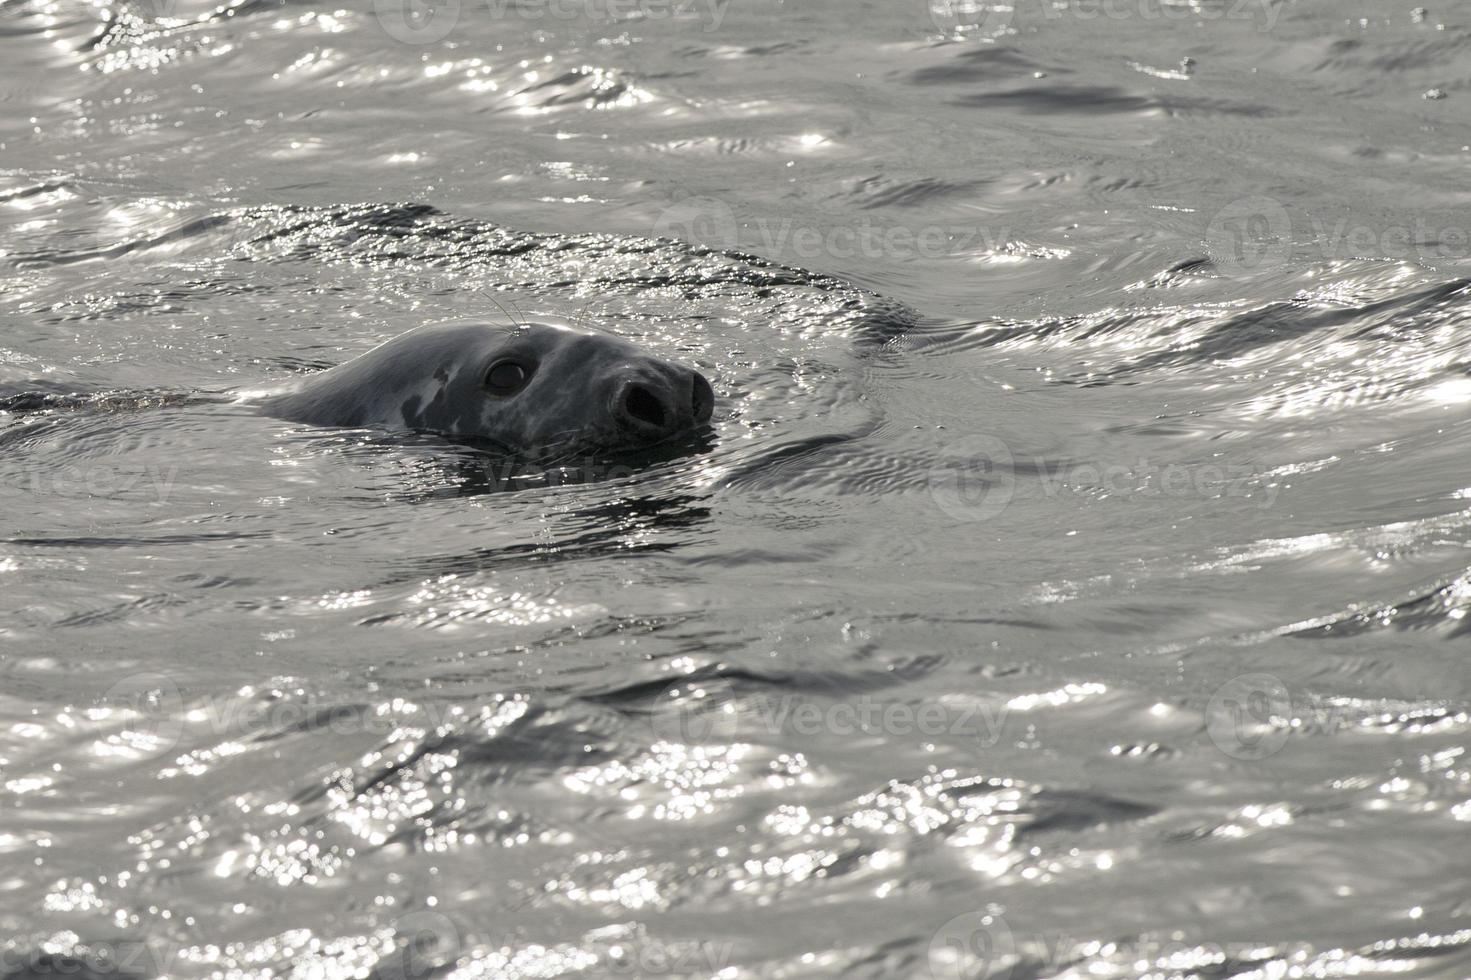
[251,320,715,456]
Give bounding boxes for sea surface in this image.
[2,0,1470,975]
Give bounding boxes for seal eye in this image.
[485,359,531,396]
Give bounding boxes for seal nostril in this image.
[624,384,667,429]
[691,372,714,424]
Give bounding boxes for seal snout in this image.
[691,371,714,425]
[613,367,715,441]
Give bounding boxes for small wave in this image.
[844,174,986,210]
[1292,568,1471,639]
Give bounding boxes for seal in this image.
[245,319,715,456]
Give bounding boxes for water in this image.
[2,0,1471,975]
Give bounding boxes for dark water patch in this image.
[511,66,649,110]
[585,655,945,715]
[906,46,1041,85]
[581,662,792,708]
[1128,256,1216,289]
[307,431,723,503]
[299,704,618,809]
[169,570,253,589]
[920,278,1471,391]
[0,385,207,414]
[894,305,1192,355]
[717,432,855,487]
[1111,278,1471,376]
[953,85,1158,114]
[8,214,241,270]
[1011,788,1156,838]
[4,531,270,547]
[1027,932,1471,980]
[639,133,812,155]
[0,178,76,203]
[845,175,987,209]
[1314,31,1471,74]
[52,592,188,628]
[867,610,1057,633]
[1082,174,1154,193]
[362,495,714,594]
[0,379,102,412]
[722,440,959,496]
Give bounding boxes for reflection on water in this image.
[3,0,1471,975]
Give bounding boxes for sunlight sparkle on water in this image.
[1426,377,1471,404]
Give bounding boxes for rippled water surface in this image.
[3,0,1471,975]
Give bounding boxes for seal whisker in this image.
[509,297,535,331]
[571,296,597,333]
[476,288,523,330]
